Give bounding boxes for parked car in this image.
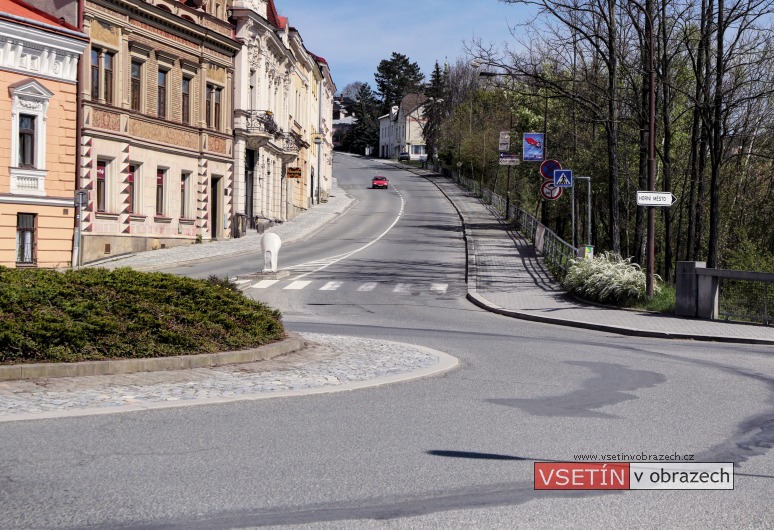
[398,152,410,161]
[372,176,389,189]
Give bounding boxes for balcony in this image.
[246,110,280,136]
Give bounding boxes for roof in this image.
[401,93,428,114]
[267,0,282,29]
[0,0,81,34]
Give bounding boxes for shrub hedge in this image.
[562,251,660,304]
[0,267,284,364]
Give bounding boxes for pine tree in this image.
[374,52,425,115]
[350,83,380,155]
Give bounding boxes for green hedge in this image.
[0,267,284,364]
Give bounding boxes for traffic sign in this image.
[554,169,573,188]
[540,180,563,200]
[499,131,511,152]
[636,191,675,207]
[540,159,562,180]
[499,153,521,166]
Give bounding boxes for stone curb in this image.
[0,333,305,381]
[401,165,774,346]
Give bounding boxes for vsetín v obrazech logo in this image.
[534,462,734,490]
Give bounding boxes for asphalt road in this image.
[2,154,774,529]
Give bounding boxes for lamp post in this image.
[314,134,322,204]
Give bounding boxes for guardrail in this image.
[676,262,772,325]
[443,167,577,274]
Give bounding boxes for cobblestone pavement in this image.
[91,178,356,272]
[0,333,458,422]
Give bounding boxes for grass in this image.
[0,267,285,365]
[624,284,676,313]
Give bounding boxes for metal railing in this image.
[246,110,280,136]
[719,277,771,325]
[445,167,577,275]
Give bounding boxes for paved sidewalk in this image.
[407,166,774,346]
[90,178,357,272]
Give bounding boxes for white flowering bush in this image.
[562,252,659,303]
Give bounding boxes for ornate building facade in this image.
[79,0,239,263]
[0,0,87,268]
[231,0,333,231]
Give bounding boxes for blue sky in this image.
[275,0,531,92]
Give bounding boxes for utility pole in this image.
[646,0,656,297]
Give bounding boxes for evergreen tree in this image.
[350,83,380,155]
[422,61,450,162]
[374,52,425,115]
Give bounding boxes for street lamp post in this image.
[314,135,322,204]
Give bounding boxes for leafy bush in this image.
[0,267,284,365]
[562,252,659,304]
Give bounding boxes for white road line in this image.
[430,283,448,294]
[319,281,343,291]
[393,283,412,293]
[290,192,406,281]
[285,280,312,290]
[250,280,279,289]
[233,279,252,285]
[357,282,378,292]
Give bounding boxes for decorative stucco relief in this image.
[92,20,119,46]
[92,109,121,131]
[128,118,198,150]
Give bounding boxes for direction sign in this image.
[540,180,563,200]
[499,153,521,166]
[540,159,562,180]
[554,169,573,188]
[636,191,675,207]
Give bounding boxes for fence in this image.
[677,262,772,325]
[442,166,577,275]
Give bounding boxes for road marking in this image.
[319,281,343,291]
[357,282,378,291]
[285,280,312,290]
[233,279,252,285]
[393,283,412,293]
[250,280,279,289]
[290,192,406,281]
[430,283,448,294]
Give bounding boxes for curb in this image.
[408,168,774,346]
[0,333,305,381]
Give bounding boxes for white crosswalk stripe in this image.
[251,280,279,289]
[285,280,313,290]
[244,280,450,295]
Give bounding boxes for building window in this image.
[157,70,167,118]
[18,114,35,168]
[180,172,189,218]
[90,48,114,103]
[131,61,142,111]
[182,78,191,125]
[96,161,107,212]
[104,53,113,105]
[16,213,36,264]
[156,169,165,215]
[127,165,136,213]
[206,84,222,130]
[90,49,99,100]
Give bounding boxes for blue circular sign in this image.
[540,159,562,180]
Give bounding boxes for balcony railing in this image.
[246,110,280,136]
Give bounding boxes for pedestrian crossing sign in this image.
[554,169,573,188]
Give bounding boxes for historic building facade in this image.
[79,0,239,263]
[379,93,429,160]
[0,0,87,268]
[231,0,334,231]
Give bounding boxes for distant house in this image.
[378,93,428,160]
[332,96,355,149]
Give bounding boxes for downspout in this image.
[73,0,85,268]
[317,75,322,204]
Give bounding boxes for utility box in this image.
[676,261,705,317]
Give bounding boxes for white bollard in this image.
[261,232,282,272]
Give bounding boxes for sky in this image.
[274,0,532,92]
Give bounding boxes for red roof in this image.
[0,0,80,33]
[267,0,281,29]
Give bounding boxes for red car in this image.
[372,176,389,189]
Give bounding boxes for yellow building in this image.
[0,0,87,268]
[79,0,239,264]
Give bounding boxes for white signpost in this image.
[636,191,675,207]
[499,153,521,166]
[499,131,511,152]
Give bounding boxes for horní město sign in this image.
[636,191,675,207]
